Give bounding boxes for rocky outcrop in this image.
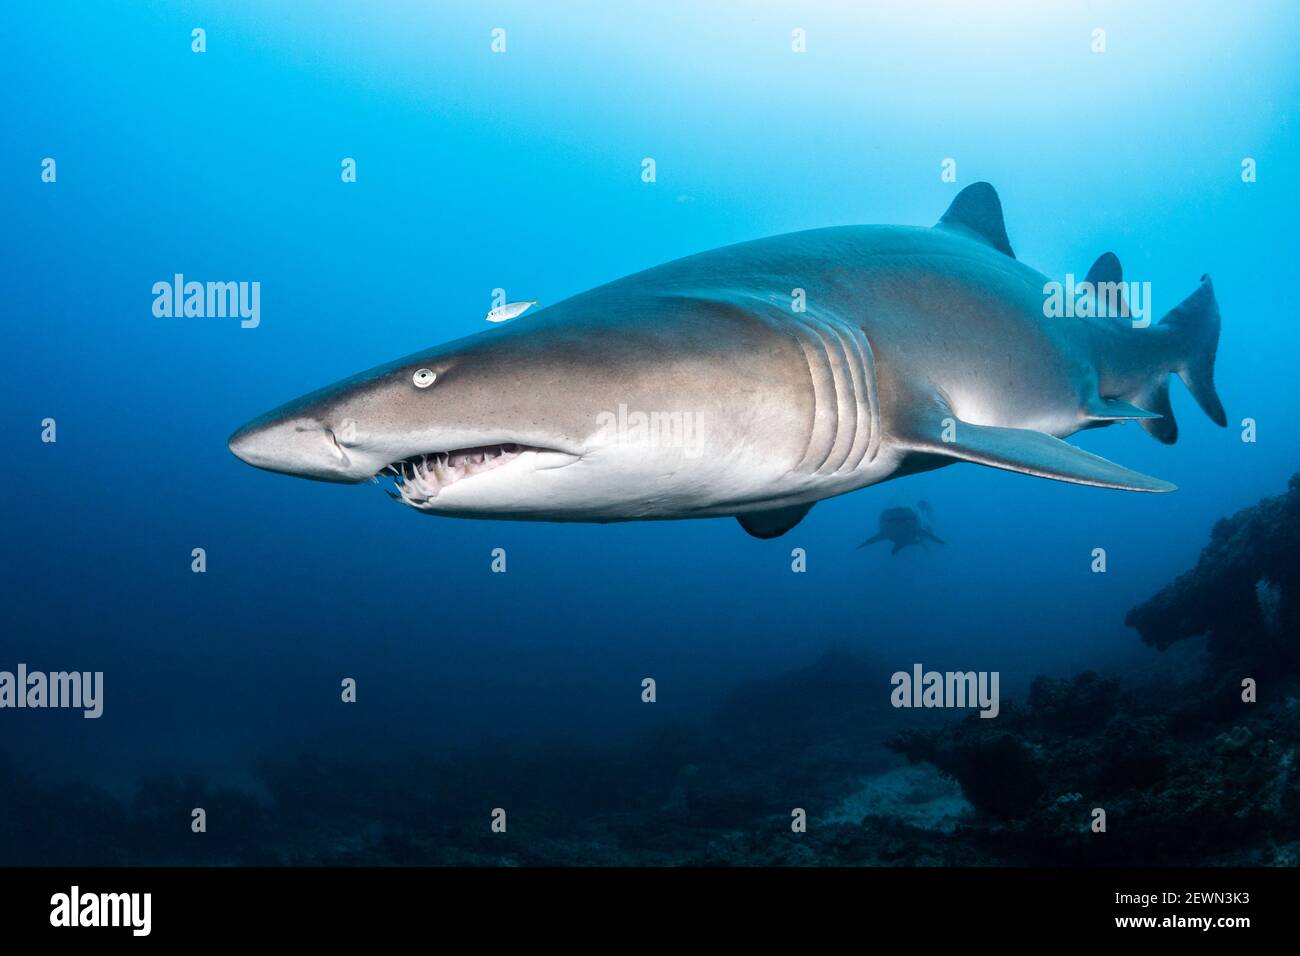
[1126,473,1300,671]
[886,472,1300,865]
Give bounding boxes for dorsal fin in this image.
[1083,251,1129,319]
[936,182,1015,258]
[1085,251,1122,285]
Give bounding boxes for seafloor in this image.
[5,473,1298,866]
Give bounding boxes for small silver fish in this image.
[486,300,538,323]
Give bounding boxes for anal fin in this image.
[1138,379,1178,444]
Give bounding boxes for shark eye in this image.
[412,368,437,389]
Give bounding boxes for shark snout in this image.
[228,415,364,483]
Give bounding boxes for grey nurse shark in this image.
[228,183,1225,538]
[859,503,946,555]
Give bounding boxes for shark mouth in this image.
[377,443,544,507]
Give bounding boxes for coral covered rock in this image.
[1126,472,1300,670]
[885,472,1300,864]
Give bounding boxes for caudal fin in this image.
[1138,275,1226,443]
[1162,275,1226,426]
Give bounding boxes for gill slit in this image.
[789,312,881,477]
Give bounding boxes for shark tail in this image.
[1137,275,1226,444]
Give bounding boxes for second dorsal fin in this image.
[935,182,1015,259]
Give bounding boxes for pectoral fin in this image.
[737,503,814,538]
[906,418,1176,492]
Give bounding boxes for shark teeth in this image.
[378,443,530,508]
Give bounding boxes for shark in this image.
[858,504,945,555]
[228,182,1225,538]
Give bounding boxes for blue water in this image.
[2,2,1297,853]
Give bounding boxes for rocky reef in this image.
[1,650,946,866]
[4,475,1298,866]
[1127,473,1299,669]
[888,472,1300,865]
